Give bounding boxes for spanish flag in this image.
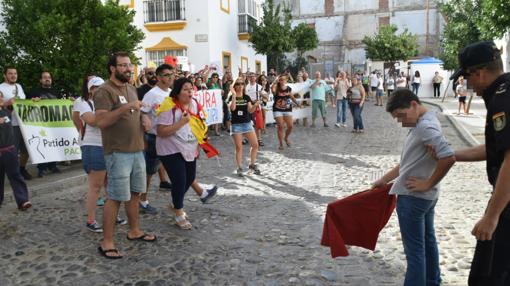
[157,97,219,158]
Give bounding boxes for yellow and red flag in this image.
[157,97,219,158]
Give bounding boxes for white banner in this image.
[193,89,224,126]
[13,99,81,164]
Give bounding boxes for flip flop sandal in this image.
[175,217,192,230]
[98,247,123,259]
[127,233,157,242]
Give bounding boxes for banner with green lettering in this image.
[13,99,81,164]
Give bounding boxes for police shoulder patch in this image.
[493,112,506,131]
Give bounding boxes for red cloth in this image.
[321,184,396,258]
[254,106,264,129]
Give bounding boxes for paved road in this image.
[0,101,490,286]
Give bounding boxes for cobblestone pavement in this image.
[0,101,491,286]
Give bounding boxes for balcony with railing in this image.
[238,14,257,40]
[143,0,186,31]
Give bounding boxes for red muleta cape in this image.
[321,184,396,258]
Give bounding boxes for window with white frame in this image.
[146,49,186,66]
[143,0,186,23]
[238,0,257,33]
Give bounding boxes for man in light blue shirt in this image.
[310,71,328,127]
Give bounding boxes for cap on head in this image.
[87,77,105,92]
[450,41,502,80]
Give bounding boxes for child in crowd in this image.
[373,89,456,286]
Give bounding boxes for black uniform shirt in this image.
[482,73,510,186]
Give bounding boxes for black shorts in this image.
[371,86,378,92]
[144,133,161,175]
[459,96,467,103]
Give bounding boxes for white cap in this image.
[87,77,105,91]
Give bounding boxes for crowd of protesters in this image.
[1,52,452,260]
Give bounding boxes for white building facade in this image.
[275,0,444,75]
[119,0,267,77]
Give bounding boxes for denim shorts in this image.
[230,122,254,135]
[104,151,146,202]
[144,133,161,175]
[81,145,106,173]
[376,89,384,97]
[273,111,293,118]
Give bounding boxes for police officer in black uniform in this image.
[452,41,510,285]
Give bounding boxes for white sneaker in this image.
[342,123,347,127]
[334,123,341,128]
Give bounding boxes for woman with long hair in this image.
[271,75,301,150]
[228,79,261,177]
[412,70,421,96]
[156,77,199,230]
[347,76,366,133]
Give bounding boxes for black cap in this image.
[450,41,502,80]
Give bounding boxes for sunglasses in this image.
[234,82,245,86]
[146,72,155,75]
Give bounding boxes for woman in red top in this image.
[271,75,301,150]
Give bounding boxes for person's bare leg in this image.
[126,192,152,239]
[275,117,285,149]
[233,134,243,168]
[87,170,106,223]
[191,180,202,196]
[158,165,169,182]
[283,116,294,145]
[101,199,121,256]
[245,131,259,165]
[141,175,152,202]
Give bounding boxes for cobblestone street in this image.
[0,103,490,286]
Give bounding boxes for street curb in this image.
[422,99,480,147]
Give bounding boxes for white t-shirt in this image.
[456,84,467,97]
[377,78,384,90]
[141,86,171,135]
[245,82,263,102]
[370,74,379,87]
[386,78,395,90]
[396,76,407,88]
[413,76,421,84]
[0,82,26,126]
[73,98,102,146]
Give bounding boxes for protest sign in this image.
[192,89,223,126]
[13,99,81,164]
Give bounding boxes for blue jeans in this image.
[349,103,364,130]
[397,195,441,286]
[412,83,421,95]
[336,99,347,124]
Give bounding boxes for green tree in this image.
[438,0,487,71]
[293,23,319,58]
[0,0,144,96]
[478,0,510,38]
[249,0,294,72]
[362,24,418,75]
